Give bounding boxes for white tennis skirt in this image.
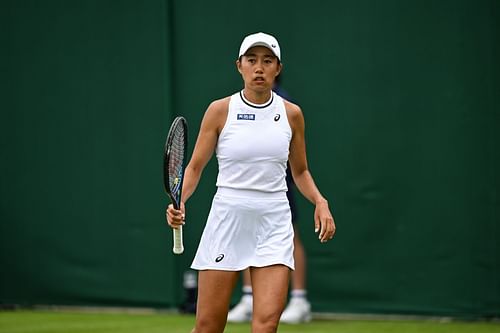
[191,187,295,271]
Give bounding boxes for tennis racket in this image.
[164,116,188,254]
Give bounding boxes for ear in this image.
[236,59,243,74]
[275,62,283,77]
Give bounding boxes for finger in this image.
[167,206,181,216]
[320,219,335,243]
[167,219,184,229]
[327,222,336,240]
[167,205,182,217]
[331,223,336,238]
[314,215,320,233]
[169,216,185,226]
[319,219,327,241]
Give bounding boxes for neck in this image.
[242,89,272,105]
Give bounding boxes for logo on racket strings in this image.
[172,173,183,194]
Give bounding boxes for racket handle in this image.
[173,226,184,254]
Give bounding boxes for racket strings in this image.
[168,124,186,195]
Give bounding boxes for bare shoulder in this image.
[208,96,230,111]
[284,99,304,130]
[203,96,230,133]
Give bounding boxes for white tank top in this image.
[215,91,292,192]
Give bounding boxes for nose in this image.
[254,61,264,73]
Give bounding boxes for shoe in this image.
[280,297,312,324]
[227,297,252,323]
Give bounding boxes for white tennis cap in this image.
[238,32,281,61]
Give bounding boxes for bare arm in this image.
[166,98,229,228]
[286,100,336,242]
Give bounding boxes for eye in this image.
[247,58,256,64]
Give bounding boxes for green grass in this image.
[0,310,499,333]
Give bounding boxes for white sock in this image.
[241,286,253,303]
[290,289,307,299]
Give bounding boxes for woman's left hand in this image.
[314,200,336,243]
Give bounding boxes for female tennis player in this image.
[166,32,336,333]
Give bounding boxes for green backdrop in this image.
[1,0,498,319]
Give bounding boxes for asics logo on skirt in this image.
[215,254,225,263]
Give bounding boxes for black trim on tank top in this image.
[239,91,274,109]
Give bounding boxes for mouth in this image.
[254,76,265,83]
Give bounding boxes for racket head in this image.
[163,116,188,209]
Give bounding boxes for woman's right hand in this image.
[166,202,185,229]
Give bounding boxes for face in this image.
[237,46,282,92]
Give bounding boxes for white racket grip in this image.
[173,225,184,254]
